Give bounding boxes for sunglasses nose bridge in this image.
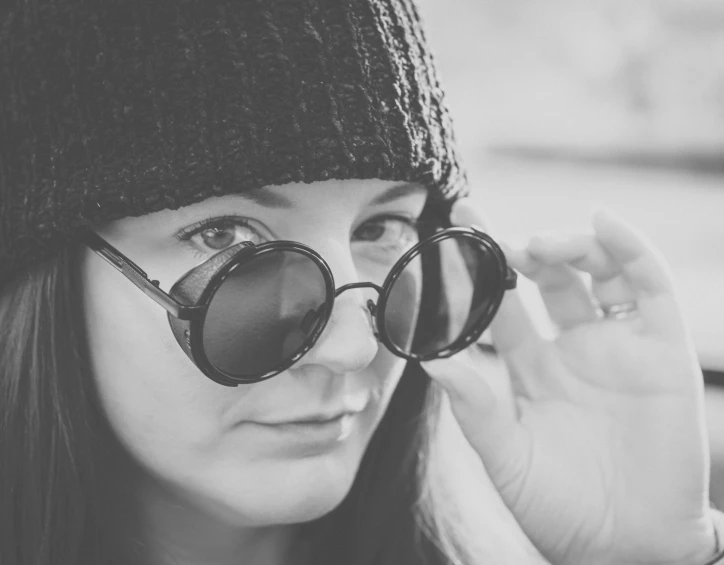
[334,281,383,303]
[334,281,383,328]
[334,281,383,297]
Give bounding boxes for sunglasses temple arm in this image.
[78,228,200,321]
[504,267,518,290]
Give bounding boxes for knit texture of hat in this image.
[0,0,468,288]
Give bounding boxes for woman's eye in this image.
[176,217,266,255]
[353,216,419,247]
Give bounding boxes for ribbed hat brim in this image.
[0,0,467,285]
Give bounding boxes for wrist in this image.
[699,508,724,565]
[592,509,724,565]
[682,508,724,565]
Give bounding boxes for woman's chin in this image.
[192,453,363,527]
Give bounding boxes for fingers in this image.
[421,348,531,482]
[521,208,687,341]
[524,232,640,328]
[593,208,687,339]
[508,237,600,330]
[591,208,673,294]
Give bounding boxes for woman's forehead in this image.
[99,179,428,236]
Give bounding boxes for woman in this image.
[0,1,721,564]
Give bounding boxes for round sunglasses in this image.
[78,222,517,386]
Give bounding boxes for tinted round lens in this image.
[383,234,502,358]
[202,249,328,378]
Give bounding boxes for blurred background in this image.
[415,0,724,515]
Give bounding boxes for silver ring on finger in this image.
[599,300,639,321]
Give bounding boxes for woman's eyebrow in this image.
[239,187,294,209]
[369,182,426,205]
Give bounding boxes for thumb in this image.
[421,350,531,485]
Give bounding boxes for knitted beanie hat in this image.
[0,0,468,289]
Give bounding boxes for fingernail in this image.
[501,236,528,251]
[592,206,635,232]
[421,351,477,389]
[421,353,496,411]
[421,357,457,381]
[529,231,576,248]
[592,205,620,222]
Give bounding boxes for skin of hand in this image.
[422,198,718,565]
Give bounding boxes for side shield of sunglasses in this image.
[78,224,517,387]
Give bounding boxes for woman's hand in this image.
[422,198,717,565]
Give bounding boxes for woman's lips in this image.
[250,394,370,427]
[245,412,360,455]
[255,412,355,435]
[257,409,360,426]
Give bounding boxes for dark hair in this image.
[0,246,123,564]
[0,227,482,565]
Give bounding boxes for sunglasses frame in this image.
[78,218,517,387]
[375,226,516,361]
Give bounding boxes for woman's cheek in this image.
[81,251,229,460]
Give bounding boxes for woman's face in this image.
[80,179,428,528]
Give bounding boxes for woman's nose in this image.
[291,239,381,374]
[293,291,380,375]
